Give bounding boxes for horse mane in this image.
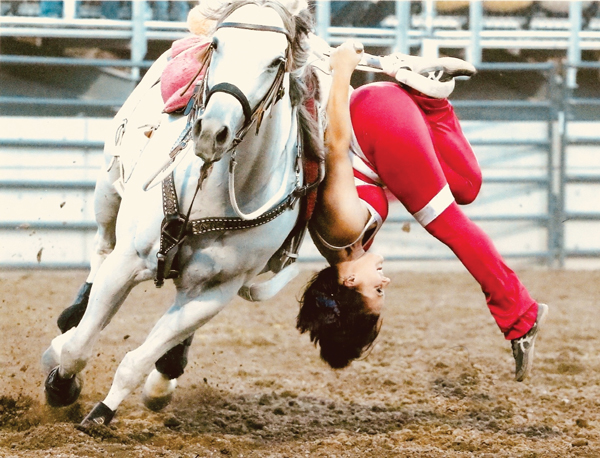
[203,0,324,163]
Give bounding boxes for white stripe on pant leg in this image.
[413,184,454,227]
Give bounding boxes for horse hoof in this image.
[142,369,177,412]
[79,402,116,429]
[44,366,82,407]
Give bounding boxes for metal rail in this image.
[558,61,600,265]
[0,62,558,268]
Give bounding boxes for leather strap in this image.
[206,82,253,127]
[217,22,291,42]
[156,173,186,287]
[187,193,297,236]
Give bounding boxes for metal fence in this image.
[557,61,600,266]
[0,61,565,268]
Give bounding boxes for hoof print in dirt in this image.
[44,367,83,408]
[75,422,121,441]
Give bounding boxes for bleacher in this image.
[2,1,600,269]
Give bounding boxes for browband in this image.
[217,21,291,41]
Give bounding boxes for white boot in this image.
[142,369,178,412]
[380,53,476,98]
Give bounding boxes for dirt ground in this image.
[0,268,598,457]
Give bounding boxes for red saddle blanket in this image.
[161,35,211,113]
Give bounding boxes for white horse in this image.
[42,0,322,427]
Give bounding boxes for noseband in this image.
[193,19,292,142]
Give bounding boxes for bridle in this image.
[193,19,299,222]
[191,20,292,141]
[153,15,294,180]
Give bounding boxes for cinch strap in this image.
[413,184,454,227]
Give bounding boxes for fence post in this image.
[422,0,435,39]
[557,72,568,268]
[394,0,410,54]
[468,0,483,67]
[64,0,77,19]
[547,62,561,268]
[567,1,583,89]
[315,0,330,44]
[131,0,148,82]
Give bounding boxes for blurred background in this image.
[2,0,600,270]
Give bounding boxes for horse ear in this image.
[187,5,216,36]
[278,0,308,15]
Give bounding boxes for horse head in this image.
[192,1,298,164]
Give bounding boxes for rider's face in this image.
[339,252,390,313]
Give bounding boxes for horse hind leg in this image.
[86,154,122,286]
[53,161,121,336]
[66,200,120,330]
[142,335,194,411]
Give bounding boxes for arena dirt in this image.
[0,268,598,457]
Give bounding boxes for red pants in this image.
[350,82,537,340]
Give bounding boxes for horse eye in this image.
[211,37,219,51]
[268,57,284,69]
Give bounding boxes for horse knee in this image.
[94,227,117,254]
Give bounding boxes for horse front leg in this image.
[44,248,149,408]
[80,281,240,427]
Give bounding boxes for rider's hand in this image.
[329,40,363,76]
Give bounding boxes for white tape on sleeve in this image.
[413,184,454,227]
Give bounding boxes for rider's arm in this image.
[312,41,371,246]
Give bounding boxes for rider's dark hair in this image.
[297,266,381,369]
